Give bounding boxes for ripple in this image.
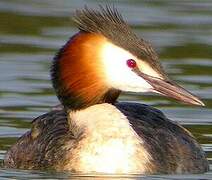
[0,127,28,138]
[0,35,64,49]
[161,107,212,124]
[176,75,212,84]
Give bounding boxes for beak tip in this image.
[191,98,205,107]
[198,100,205,107]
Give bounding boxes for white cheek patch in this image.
[101,42,153,92]
[138,61,163,79]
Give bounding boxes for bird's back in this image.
[4,102,208,173]
[116,103,208,173]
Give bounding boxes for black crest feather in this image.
[74,6,125,33]
[73,6,165,76]
[73,5,138,48]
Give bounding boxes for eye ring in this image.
[126,59,137,68]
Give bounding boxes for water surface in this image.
[0,0,212,179]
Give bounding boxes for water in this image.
[0,0,212,179]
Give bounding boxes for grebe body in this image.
[5,103,208,173]
[4,7,209,174]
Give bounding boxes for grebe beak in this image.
[132,67,205,106]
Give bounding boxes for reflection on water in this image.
[0,0,211,179]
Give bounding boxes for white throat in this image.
[67,103,153,173]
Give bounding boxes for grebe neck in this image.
[51,32,120,110]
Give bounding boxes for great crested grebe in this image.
[4,6,208,174]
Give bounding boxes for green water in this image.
[0,0,211,179]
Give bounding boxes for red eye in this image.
[126,59,137,68]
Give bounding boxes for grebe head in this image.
[51,6,204,110]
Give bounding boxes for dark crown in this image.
[73,6,164,75]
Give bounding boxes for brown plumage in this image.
[4,6,209,174]
[52,32,112,109]
[4,103,208,173]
